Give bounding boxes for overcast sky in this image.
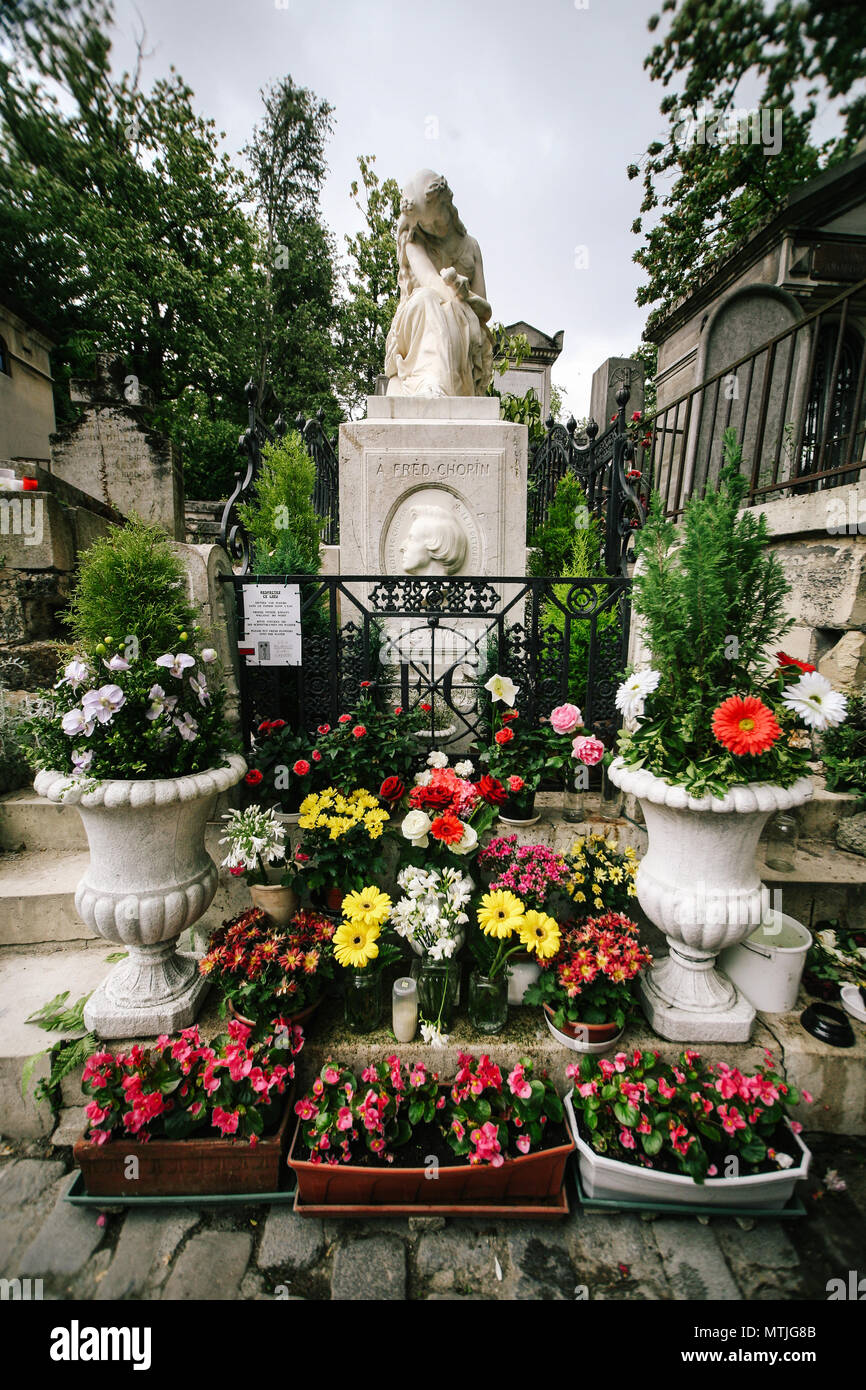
[110,0,670,417]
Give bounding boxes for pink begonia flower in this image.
[336,1107,353,1131]
[323,1066,340,1085]
[572,735,605,766]
[516,1134,531,1154]
[801,1089,813,1104]
[211,1106,240,1136]
[507,1064,532,1100]
[549,703,583,735]
[619,1127,636,1150]
[613,1053,628,1073]
[657,1077,677,1100]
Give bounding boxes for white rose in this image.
[427,750,449,769]
[401,809,432,847]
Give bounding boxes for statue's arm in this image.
[466,240,492,323]
[405,239,457,298]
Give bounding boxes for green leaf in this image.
[613,1101,640,1127]
[641,1128,664,1156]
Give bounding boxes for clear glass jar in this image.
[764,811,799,873]
[600,765,624,818]
[468,969,508,1035]
[416,954,460,1032]
[344,969,383,1034]
[563,765,587,823]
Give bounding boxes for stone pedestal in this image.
[338,396,527,577]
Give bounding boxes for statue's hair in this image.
[395,169,467,301]
[406,504,468,574]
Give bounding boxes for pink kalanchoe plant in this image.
[477,835,572,911]
[567,1048,811,1183]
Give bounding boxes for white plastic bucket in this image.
[719,912,812,1013]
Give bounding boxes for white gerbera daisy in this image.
[615,668,661,721]
[782,672,848,731]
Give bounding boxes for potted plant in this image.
[398,755,501,865]
[27,519,245,1038]
[218,803,299,924]
[333,886,403,1033]
[287,1052,574,1210]
[294,787,390,908]
[199,905,336,1030]
[563,833,640,916]
[608,451,847,1040]
[565,1046,813,1210]
[243,719,329,819]
[476,836,573,1002]
[524,912,652,1051]
[74,1019,303,1196]
[389,864,473,1041]
[468,891,561,1034]
[314,685,426,791]
[478,677,605,824]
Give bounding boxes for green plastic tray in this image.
[63,1170,297,1208]
[570,1159,807,1220]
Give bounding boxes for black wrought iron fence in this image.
[220,572,632,759]
[646,275,866,516]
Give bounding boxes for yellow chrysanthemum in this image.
[477,890,525,939]
[627,884,638,897]
[342,886,392,927]
[519,911,561,960]
[333,918,381,969]
[574,890,586,903]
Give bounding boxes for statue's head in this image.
[400,503,469,576]
[399,169,466,242]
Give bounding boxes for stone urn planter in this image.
[34,755,247,1038]
[607,757,813,1042]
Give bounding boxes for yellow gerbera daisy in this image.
[333,919,381,969]
[477,890,525,938]
[342,886,392,927]
[519,911,561,960]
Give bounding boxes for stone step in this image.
[0,850,93,945]
[0,790,88,852]
[1,942,863,1143]
[758,839,866,931]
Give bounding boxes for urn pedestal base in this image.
[83,947,211,1039]
[639,964,756,1043]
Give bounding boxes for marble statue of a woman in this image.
[384,169,495,397]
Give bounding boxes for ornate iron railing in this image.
[220,572,632,757]
[218,385,339,574]
[527,382,650,574]
[646,275,866,516]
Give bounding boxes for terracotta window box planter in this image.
[287,1115,575,1208]
[73,1092,294,1198]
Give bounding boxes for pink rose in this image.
[550,703,582,735]
[572,735,604,766]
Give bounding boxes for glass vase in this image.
[344,970,383,1034]
[764,811,799,873]
[563,765,587,824]
[468,969,508,1035]
[599,765,624,819]
[416,954,460,1032]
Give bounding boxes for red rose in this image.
[257,720,273,733]
[501,710,519,722]
[318,724,331,735]
[412,782,453,810]
[495,727,514,745]
[245,769,264,785]
[631,411,642,421]
[229,865,245,876]
[353,725,367,739]
[419,703,432,712]
[394,706,404,715]
[430,811,465,846]
[293,760,311,776]
[338,714,351,724]
[311,750,322,762]
[379,776,406,803]
[269,719,287,730]
[360,680,373,688]
[476,774,508,806]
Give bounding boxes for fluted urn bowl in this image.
[607,757,813,1042]
[35,755,247,1037]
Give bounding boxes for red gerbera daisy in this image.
[712,696,781,756]
[776,651,817,674]
[429,811,465,845]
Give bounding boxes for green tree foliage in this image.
[631,0,866,325]
[336,154,401,417]
[244,77,340,430]
[65,518,199,657]
[237,432,323,576]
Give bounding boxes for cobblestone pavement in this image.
[1,1135,864,1301]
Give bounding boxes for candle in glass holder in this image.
[392,976,418,1043]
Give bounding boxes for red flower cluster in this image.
[257,720,287,734]
[475,773,507,806]
[199,907,336,1017]
[409,766,478,818]
[82,1020,302,1146]
[451,1051,503,1104]
[550,913,650,999]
